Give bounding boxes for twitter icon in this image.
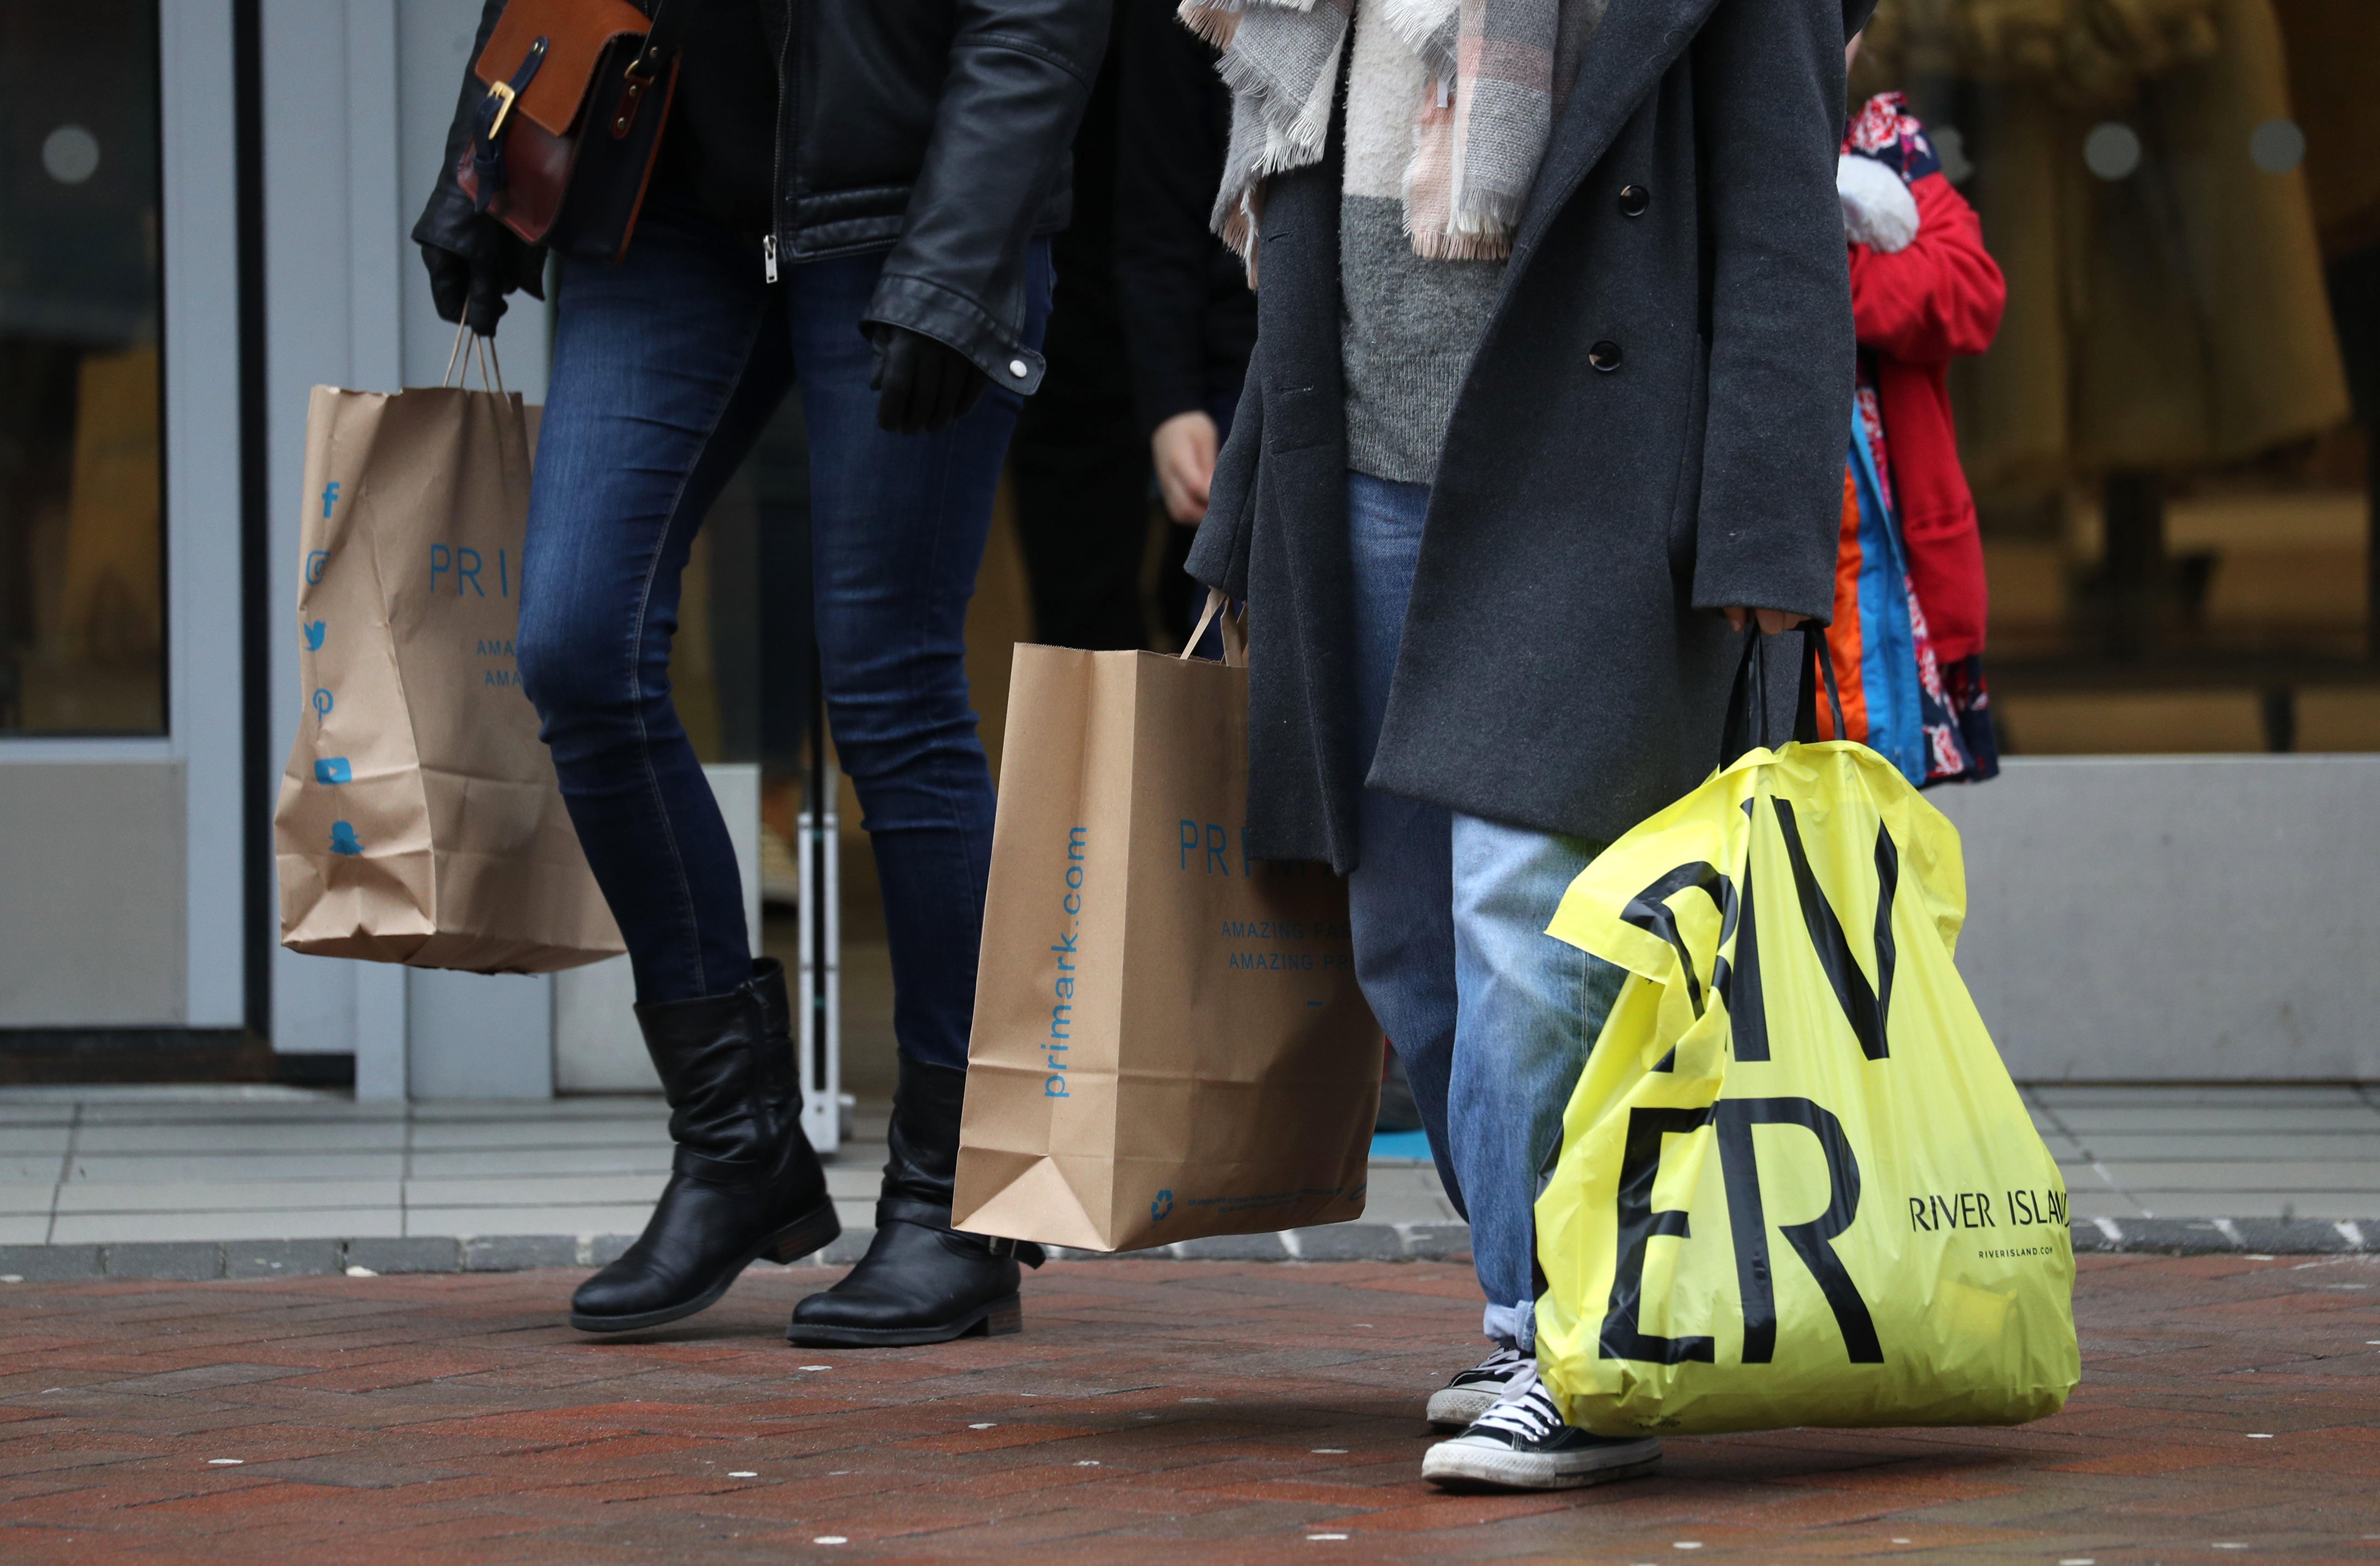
[302,620,326,651]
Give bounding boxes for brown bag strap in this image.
[1179,589,1248,669]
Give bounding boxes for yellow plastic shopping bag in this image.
[1536,634,2078,1436]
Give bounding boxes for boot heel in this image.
[979,1294,1023,1337]
[763,1202,842,1266]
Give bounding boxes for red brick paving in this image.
[0,1254,2375,1562]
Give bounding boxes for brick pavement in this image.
[0,1254,2375,1564]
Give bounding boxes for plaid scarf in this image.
[1183,0,1603,267]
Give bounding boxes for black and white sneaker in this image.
[1425,1343,1528,1429]
[1421,1362,1660,1491]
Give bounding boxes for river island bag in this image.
[953,596,1383,1253]
[1534,634,2078,1435]
[274,364,623,974]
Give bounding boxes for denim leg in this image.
[788,240,1054,1069]
[1448,816,1625,1349]
[1342,471,1465,1221]
[518,210,794,1005]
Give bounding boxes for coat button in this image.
[1618,184,1650,217]
[1588,340,1623,372]
[1008,359,1030,379]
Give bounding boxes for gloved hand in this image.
[1837,152,1920,254]
[420,217,546,337]
[867,324,989,435]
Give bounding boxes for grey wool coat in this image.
[1187,0,1869,872]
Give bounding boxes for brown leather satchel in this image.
[455,0,686,265]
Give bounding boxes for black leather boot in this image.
[786,1057,1042,1346]
[570,958,840,1332]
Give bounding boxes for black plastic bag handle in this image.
[1722,625,1847,765]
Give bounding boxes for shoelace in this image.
[1468,1361,1565,1444]
[1462,1343,1528,1381]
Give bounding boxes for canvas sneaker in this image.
[1421,1362,1661,1491]
[1425,1343,1529,1429]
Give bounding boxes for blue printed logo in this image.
[1151,1190,1173,1223]
[311,688,333,725]
[302,620,326,651]
[305,550,328,585]
[314,757,351,785]
[321,481,340,519]
[329,821,363,856]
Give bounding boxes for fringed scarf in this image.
[1182,0,1604,269]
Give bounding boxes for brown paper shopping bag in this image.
[953,599,1383,1253]
[273,374,622,974]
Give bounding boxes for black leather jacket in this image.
[415,0,1108,395]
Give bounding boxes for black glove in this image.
[867,324,989,435]
[420,218,546,338]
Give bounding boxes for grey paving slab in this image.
[408,1097,668,1120]
[461,1234,580,1271]
[400,1173,665,1207]
[0,1243,101,1278]
[60,1152,407,1183]
[53,1179,402,1214]
[2091,1160,2380,1192]
[405,1119,672,1150]
[48,1209,406,1245]
[403,1145,676,1178]
[2127,1192,2380,1220]
[0,1127,72,1155]
[0,1216,51,1245]
[100,1241,224,1281]
[223,1240,344,1278]
[401,1203,661,1237]
[2037,1106,2380,1133]
[0,1182,55,1216]
[2059,1131,2380,1159]
[70,1119,410,1154]
[346,1236,462,1273]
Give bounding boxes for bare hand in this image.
[1152,410,1220,525]
[1724,606,1812,635]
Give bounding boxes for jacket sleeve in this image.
[1184,343,1263,600]
[862,0,1111,395]
[1849,174,2006,365]
[1113,5,1229,439]
[411,0,503,253]
[1686,0,1855,620]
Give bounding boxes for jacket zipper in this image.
[764,8,789,283]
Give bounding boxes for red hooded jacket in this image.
[1844,100,2006,662]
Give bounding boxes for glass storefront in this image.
[1854,0,2380,753]
[0,3,165,735]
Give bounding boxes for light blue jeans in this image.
[1345,471,1627,1351]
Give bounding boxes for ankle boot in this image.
[786,1057,1042,1346]
[570,958,840,1332]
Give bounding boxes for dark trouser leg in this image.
[785,240,1056,1346]
[520,209,834,1329]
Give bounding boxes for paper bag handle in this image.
[442,319,507,394]
[1179,588,1247,669]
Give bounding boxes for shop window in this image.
[0,3,164,735]
[1854,0,2380,754]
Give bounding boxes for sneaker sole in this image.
[784,1292,1023,1348]
[1425,1385,1503,1431]
[568,1200,843,1334]
[1421,1442,1661,1492]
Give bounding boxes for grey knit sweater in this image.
[1338,2,1508,487]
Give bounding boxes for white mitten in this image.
[1838,153,1920,254]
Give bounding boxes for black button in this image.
[1618,184,1650,217]
[1588,340,1623,372]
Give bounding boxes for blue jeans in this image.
[519,203,1052,1068]
[1343,471,1626,1350]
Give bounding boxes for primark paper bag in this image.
[954,624,1382,1252]
[274,382,622,973]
